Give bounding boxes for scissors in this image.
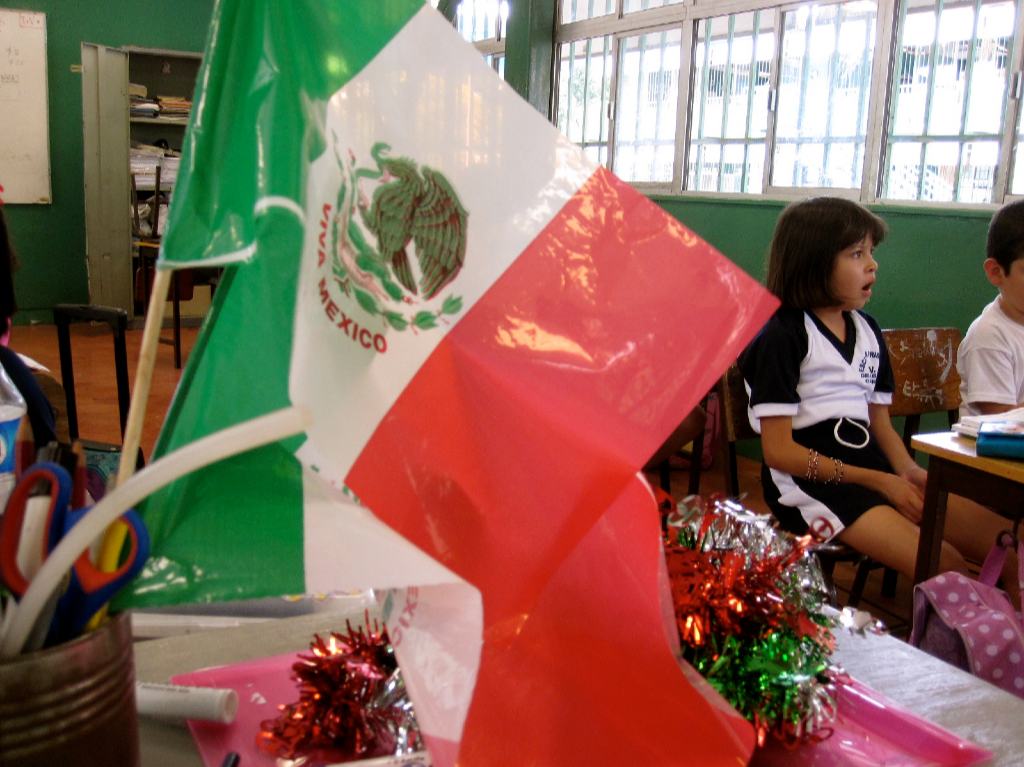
[0,461,149,646]
[0,462,72,593]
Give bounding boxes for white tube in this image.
[0,405,311,657]
[136,681,238,723]
[329,753,432,767]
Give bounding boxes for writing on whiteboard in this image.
[0,9,49,203]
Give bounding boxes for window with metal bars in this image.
[551,0,1024,205]
[556,35,615,167]
[442,0,508,78]
[772,2,877,191]
[613,28,681,182]
[883,0,1015,203]
[687,9,776,194]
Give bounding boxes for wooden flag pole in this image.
[115,267,171,488]
[88,267,172,627]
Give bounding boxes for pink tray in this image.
[174,653,990,767]
[174,650,347,766]
[752,675,992,767]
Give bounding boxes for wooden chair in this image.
[717,361,879,607]
[645,399,709,498]
[720,363,758,499]
[858,327,962,598]
[882,327,962,452]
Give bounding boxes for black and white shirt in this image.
[740,308,894,433]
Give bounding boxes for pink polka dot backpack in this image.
[910,531,1024,698]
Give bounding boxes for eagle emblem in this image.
[329,140,468,332]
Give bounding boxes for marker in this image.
[220,753,240,767]
[135,682,238,723]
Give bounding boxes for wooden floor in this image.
[14,320,913,630]
[13,322,199,459]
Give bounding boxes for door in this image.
[81,43,132,315]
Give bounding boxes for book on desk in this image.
[952,406,1024,439]
[976,420,1024,459]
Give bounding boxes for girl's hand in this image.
[898,464,928,491]
[875,472,924,523]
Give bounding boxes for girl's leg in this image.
[837,504,966,580]
[943,494,1020,603]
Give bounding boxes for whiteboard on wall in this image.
[0,9,50,204]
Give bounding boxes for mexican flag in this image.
[122,1,778,764]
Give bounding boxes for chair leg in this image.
[727,444,740,498]
[687,422,705,497]
[687,458,702,497]
[881,567,898,599]
[816,554,839,606]
[658,460,672,496]
[848,558,872,608]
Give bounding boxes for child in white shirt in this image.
[959,199,1024,417]
[743,197,1016,595]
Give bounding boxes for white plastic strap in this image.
[833,418,869,449]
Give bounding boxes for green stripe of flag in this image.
[119,0,423,608]
[161,0,423,267]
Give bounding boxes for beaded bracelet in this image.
[805,449,820,482]
[829,458,845,485]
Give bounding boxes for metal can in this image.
[0,611,139,766]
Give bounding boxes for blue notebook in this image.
[975,421,1024,459]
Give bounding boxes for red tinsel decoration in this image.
[663,495,830,650]
[257,614,421,762]
[661,495,838,747]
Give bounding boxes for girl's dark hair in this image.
[987,199,1024,274]
[0,210,16,322]
[765,197,887,309]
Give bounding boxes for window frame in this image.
[880,0,1022,205]
[454,1,509,70]
[552,0,1024,209]
[763,0,893,200]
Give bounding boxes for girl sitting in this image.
[740,197,1015,596]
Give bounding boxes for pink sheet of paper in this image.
[172,651,304,766]
[175,651,990,767]
[172,652,429,767]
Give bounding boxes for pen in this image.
[219,752,240,767]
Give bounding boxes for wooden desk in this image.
[911,431,1024,584]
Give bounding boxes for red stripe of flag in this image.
[348,168,776,765]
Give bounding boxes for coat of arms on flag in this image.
[111,1,779,764]
[320,140,468,346]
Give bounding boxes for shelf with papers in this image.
[81,43,200,318]
[130,116,189,126]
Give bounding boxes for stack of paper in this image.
[952,406,1024,438]
[156,95,192,119]
[160,155,180,188]
[130,96,160,118]
[129,148,162,190]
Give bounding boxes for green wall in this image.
[654,195,996,448]
[654,196,997,335]
[0,0,214,323]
